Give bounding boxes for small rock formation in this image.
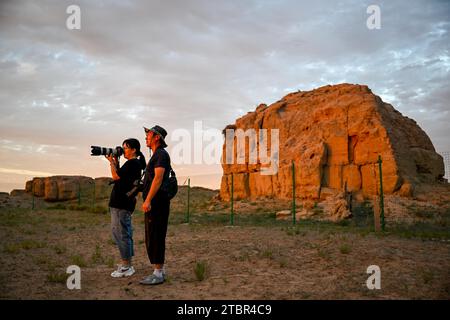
[10,190,27,197]
[0,192,9,204]
[319,192,352,222]
[94,177,114,200]
[220,83,445,220]
[0,191,34,210]
[25,176,112,202]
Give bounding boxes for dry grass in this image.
[0,191,449,299]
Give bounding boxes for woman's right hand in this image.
[105,155,117,166]
[106,155,120,180]
[142,199,151,213]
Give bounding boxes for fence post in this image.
[78,180,81,206]
[31,183,35,211]
[230,174,234,226]
[92,180,96,208]
[186,178,190,223]
[292,161,296,225]
[378,155,385,231]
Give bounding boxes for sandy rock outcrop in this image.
[25,176,109,202]
[220,83,445,204]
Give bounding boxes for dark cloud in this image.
[0,0,449,191]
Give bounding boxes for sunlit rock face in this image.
[220,83,444,201]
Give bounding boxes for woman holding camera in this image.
[106,138,146,278]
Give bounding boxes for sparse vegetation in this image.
[89,206,108,214]
[421,269,435,284]
[318,248,332,260]
[47,271,68,284]
[194,260,209,281]
[35,256,62,271]
[3,243,21,254]
[67,204,89,211]
[0,184,449,299]
[47,204,67,210]
[70,254,87,268]
[339,244,351,254]
[106,256,115,268]
[286,225,306,236]
[279,258,288,268]
[4,240,46,252]
[53,245,67,255]
[91,245,105,265]
[261,249,273,259]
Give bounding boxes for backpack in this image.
[161,166,178,200]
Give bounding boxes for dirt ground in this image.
[0,204,449,300]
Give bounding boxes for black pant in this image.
[144,192,170,265]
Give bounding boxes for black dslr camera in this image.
[90,146,124,157]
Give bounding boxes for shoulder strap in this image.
[169,165,175,177]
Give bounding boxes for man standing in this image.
[140,125,172,285]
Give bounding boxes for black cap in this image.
[144,125,168,148]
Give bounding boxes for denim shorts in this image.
[110,207,134,260]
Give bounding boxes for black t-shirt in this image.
[109,158,142,212]
[142,146,171,201]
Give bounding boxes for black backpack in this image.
[161,166,178,200]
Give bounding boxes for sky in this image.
[0,0,449,192]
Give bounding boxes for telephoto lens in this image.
[90,146,124,157]
[112,146,124,157]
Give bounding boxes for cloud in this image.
[0,167,57,177]
[0,0,449,192]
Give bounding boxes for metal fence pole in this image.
[78,180,81,206]
[230,174,234,226]
[378,155,385,231]
[31,183,35,211]
[92,180,96,208]
[186,178,190,223]
[292,161,296,225]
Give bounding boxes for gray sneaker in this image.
[139,274,165,285]
[141,269,166,280]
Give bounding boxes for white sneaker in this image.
[111,265,135,278]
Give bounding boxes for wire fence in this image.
[9,150,450,235]
[23,177,111,213]
[14,157,391,233]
